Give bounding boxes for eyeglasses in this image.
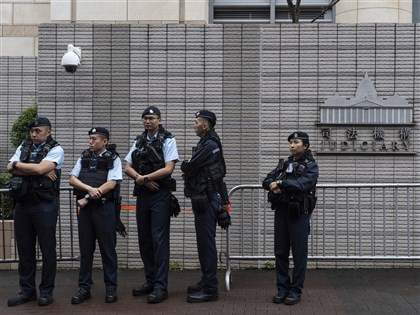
[143,117,159,122]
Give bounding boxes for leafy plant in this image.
[10,100,38,148]
[0,172,13,220]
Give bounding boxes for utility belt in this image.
[268,192,317,217]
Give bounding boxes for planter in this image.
[0,220,17,270]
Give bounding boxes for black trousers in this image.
[274,207,311,295]
[77,200,118,291]
[136,188,171,289]
[192,192,219,291]
[14,199,58,296]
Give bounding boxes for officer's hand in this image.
[269,182,282,194]
[217,205,231,229]
[87,187,102,199]
[145,181,160,191]
[77,198,88,208]
[45,170,57,181]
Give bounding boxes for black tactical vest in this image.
[18,138,61,201]
[131,126,173,176]
[74,149,116,199]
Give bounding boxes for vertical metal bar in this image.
[406,187,410,257]
[334,188,337,257]
[241,189,245,256]
[251,188,255,256]
[263,189,267,256]
[371,187,374,256]
[358,187,361,256]
[322,188,326,257]
[383,187,386,256]
[346,187,349,256]
[395,187,399,256]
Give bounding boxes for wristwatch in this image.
[84,194,90,200]
[144,176,149,184]
[12,161,18,170]
[276,179,283,187]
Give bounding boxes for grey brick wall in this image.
[2,23,419,269]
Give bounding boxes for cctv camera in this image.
[61,44,81,73]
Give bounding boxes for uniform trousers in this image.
[192,193,219,291]
[14,199,58,296]
[274,207,311,295]
[136,188,171,289]
[77,200,117,291]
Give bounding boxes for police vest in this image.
[74,149,116,199]
[131,126,173,176]
[183,130,226,197]
[18,138,61,201]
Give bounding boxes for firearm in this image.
[114,187,127,237]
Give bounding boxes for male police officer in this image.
[69,127,122,304]
[263,132,318,305]
[6,117,64,307]
[181,110,230,303]
[124,106,179,304]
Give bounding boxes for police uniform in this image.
[70,127,122,304]
[7,117,64,306]
[181,110,229,303]
[125,106,178,302]
[262,132,318,305]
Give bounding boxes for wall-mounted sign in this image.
[317,73,415,155]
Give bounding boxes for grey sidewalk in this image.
[0,268,419,315]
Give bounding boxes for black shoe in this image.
[272,291,288,304]
[132,282,154,296]
[7,292,37,306]
[105,288,118,303]
[284,292,301,305]
[38,293,53,306]
[187,289,219,303]
[187,281,204,294]
[147,288,168,304]
[71,289,91,305]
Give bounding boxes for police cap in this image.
[195,109,216,125]
[28,117,51,129]
[89,127,109,139]
[142,106,161,117]
[288,131,309,144]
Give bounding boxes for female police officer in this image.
[262,132,318,306]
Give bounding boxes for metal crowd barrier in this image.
[0,186,79,265]
[224,183,420,291]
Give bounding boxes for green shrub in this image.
[0,172,13,220]
[10,101,38,148]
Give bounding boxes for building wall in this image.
[335,0,414,23]
[29,23,420,268]
[1,0,417,57]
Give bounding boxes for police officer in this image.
[181,110,230,303]
[6,117,64,307]
[124,106,179,304]
[69,127,122,304]
[262,132,318,305]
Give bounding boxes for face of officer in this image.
[194,117,210,138]
[143,114,161,135]
[30,126,51,146]
[289,139,309,159]
[89,134,108,154]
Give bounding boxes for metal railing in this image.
[0,187,79,264]
[224,183,420,291]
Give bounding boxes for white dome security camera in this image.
[61,44,81,73]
